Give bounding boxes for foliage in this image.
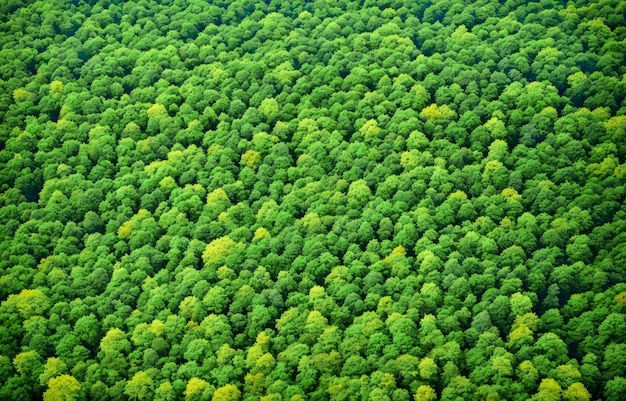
[1,0,625,399]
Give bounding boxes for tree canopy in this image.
[1,0,625,400]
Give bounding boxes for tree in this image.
[562,382,591,401]
[420,104,456,121]
[125,371,154,400]
[43,375,81,401]
[604,377,626,401]
[13,350,43,380]
[419,357,438,381]
[185,378,213,400]
[39,358,67,387]
[414,385,437,401]
[202,236,240,268]
[441,376,475,401]
[510,292,533,318]
[212,384,241,401]
[147,104,168,118]
[5,289,50,318]
[155,381,176,401]
[259,98,279,121]
[347,179,372,209]
[0,0,625,399]
[533,378,562,401]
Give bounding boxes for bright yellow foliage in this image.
[117,209,151,239]
[253,227,270,241]
[13,350,40,375]
[587,156,619,177]
[244,372,264,394]
[605,115,626,140]
[449,190,468,201]
[13,88,33,102]
[241,150,262,169]
[420,103,456,121]
[360,119,381,137]
[391,245,405,256]
[260,395,282,401]
[485,117,507,140]
[125,371,154,400]
[156,382,175,401]
[216,343,236,366]
[167,149,184,163]
[147,103,167,118]
[216,266,236,280]
[6,289,50,318]
[491,355,513,376]
[255,352,276,374]
[118,220,132,238]
[259,98,279,117]
[148,319,166,336]
[501,188,521,202]
[159,176,177,191]
[302,212,324,233]
[212,384,241,401]
[185,378,210,400]
[43,375,81,401]
[483,160,504,178]
[218,212,231,224]
[563,382,591,401]
[418,357,437,380]
[535,378,562,401]
[414,385,437,401]
[513,313,538,331]
[400,150,420,170]
[202,236,237,267]
[508,323,533,345]
[519,360,538,376]
[39,358,67,387]
[50,80,63,96]
[207,188,230,205]
[100,328,128,354]
[309,285,325,300]
[614,291,626,305]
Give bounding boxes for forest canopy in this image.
[1,0,626,400]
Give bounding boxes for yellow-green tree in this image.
[202,236,238,267]
[125,371,154,400]
[5,289,50,318]
[39,358,68,387]
[212,384,241,401]
[43,375,81,401]
[533,378,562,401]
[562,382,591,401]
[414,385,437,401]
[185,378,213,400]
[420,103,456,121]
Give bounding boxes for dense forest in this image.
[1,0,626,400]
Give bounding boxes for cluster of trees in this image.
[1,0,626,400]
